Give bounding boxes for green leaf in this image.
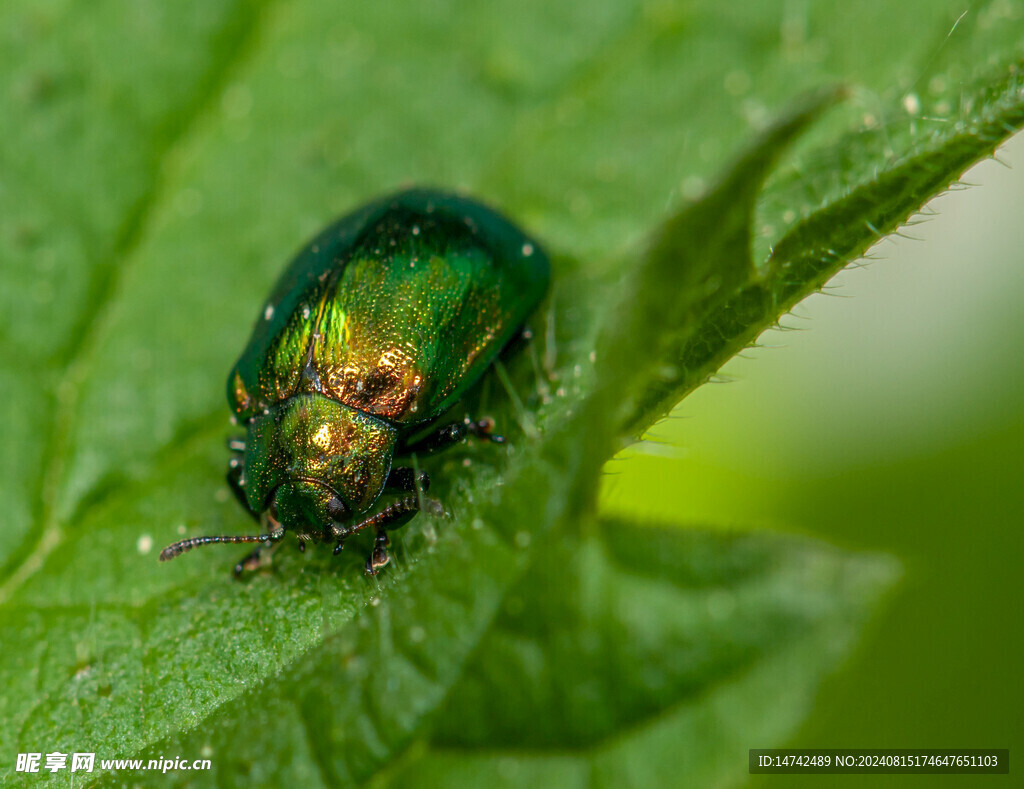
[0,0,258,578]
[610,69,1024,436]
[0,1,1021,787]
[374,521,898,789]
[597,89,843,436]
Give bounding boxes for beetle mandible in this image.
[160,189,550,575]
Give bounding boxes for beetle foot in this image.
[467,416,504,444]
[233,545,267,577]
[365,532,391,576]
[333,540,346,556]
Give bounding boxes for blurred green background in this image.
[601,133,1024,785]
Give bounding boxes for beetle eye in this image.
[326,496,348,521]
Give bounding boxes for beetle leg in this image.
[232,508,287,577]
[226,453,259,521]
[385,466,431,493]
[399,417,504,455]
[367,530,391,575]
[329,494,444,575]
[232,538,284,577]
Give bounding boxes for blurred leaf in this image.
[0,1,1021,787]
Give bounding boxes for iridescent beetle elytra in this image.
[160,189,550,575]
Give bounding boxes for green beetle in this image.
[160,189,550,575]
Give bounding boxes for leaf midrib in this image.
[0,0,276,602]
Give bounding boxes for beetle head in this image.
[244,394,397,533]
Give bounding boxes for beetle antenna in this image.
[159,533,278,561]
